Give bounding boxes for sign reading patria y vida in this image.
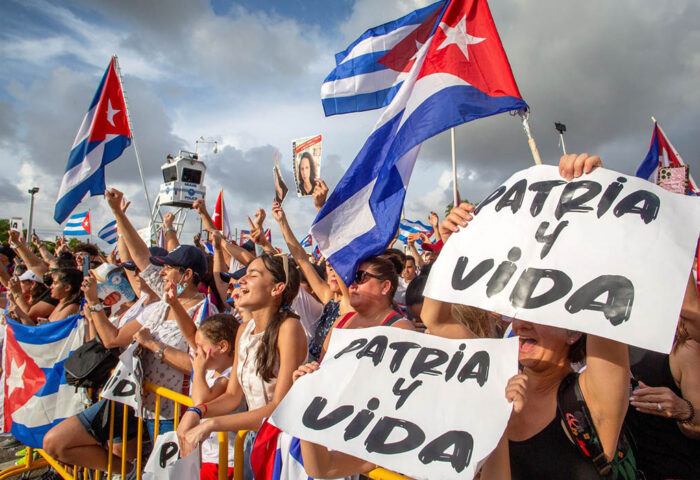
[426,165,700,353]
[272,327,519,480]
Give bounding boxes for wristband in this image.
[198,403,208,417]
[165,227,176,233]
[678,398,695,424]
[186,406,203,418]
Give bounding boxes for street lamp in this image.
[27,187,39,242]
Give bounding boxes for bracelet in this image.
[678,398,695,424]
[186,406,203,418]
[165,227,176,233]
[197,403,208,417]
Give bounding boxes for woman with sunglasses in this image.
[316,256,414,361]
[271,200,352,361]
[176,253,308,470]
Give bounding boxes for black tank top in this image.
[627,348,700,480]
[509,415,600,480]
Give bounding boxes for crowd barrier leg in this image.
[217,431,228,480]
[0,447,48,480]
[233,430,249,480]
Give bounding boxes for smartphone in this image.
[83,255,90,276]
[201,230,210,242]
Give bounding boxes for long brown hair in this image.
[451,305,499,338]
[255,254,300,383]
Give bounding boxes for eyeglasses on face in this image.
[353,270,382,285]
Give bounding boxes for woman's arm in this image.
[118,235,142,297]
[133,327,192,374]
[680,273,700,342]
[162,282,197,349]
[105,189,151,272]
[8,230,48,277]
[271,201,332,303]
[162,212,179,252]
[190,348,230,405]
[579,336,630,460]
[210,231,230,304]
[179,317,307,454]
[27,301,56,322]
[192,199,217,232]
[421,297,476,339]
[300,441,376,478]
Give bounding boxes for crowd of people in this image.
[0,153,698,480]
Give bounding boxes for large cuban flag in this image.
[250,419,312,480]
[3,315,86,448]
[54,57,132,224]
[636,120,699,195]
[311,0,528,284]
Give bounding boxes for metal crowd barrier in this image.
[0,381,412,480]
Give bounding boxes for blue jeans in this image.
[145,419,174,441]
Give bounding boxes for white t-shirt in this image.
[200,367,247,466]
[291,285,322,345]
[139,264,218,419]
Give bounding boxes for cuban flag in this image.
[311,0,528,284]
[97,220,118,244]
[250,419,312,480]
[63,211,91,236]
[321,1,445,116]
[312,246,322,262]
[212,189,232,240]
[203,241,215,255]
[636,120,698,195]
[397,219,434,244]
[54,57,132,224]
[240,229,271,245]
[3,315,86,448]
[300,234,313,249]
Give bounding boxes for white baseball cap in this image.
[18,270,43,284]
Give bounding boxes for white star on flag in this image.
[106,98,120,127]
[7,358,26,397]
[437,15,486,61]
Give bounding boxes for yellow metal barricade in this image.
[0,381,415,480]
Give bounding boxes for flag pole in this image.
[516,108,542,165]
[112,55,153,225]
[451,127,459,206]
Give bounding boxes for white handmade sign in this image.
[101,342,144,415]
[271,327,519,480]
[142,431,200,480]
[425,165,700,353]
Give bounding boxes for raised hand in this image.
[105,188,124,212]
[253,208,266,229]
[312,179,329,211]
[120,197,131,214]
[163,212,175,229]
[164,281,179,304]
[210,230,223,249]
[192,199,207,216]
[271,200,286,223]
[81,271,100,304]
[428,211,439,229]
[439,203,475,244]
[559,153,602,181]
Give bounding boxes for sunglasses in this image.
[354,270,382,285]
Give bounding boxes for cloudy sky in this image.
[1,0,699,249]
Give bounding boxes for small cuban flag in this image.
[63,211,91,236]
[300,234,313,248]
[97,220,118,244]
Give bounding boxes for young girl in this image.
[190,314,242,480]
[176,254,308,470]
